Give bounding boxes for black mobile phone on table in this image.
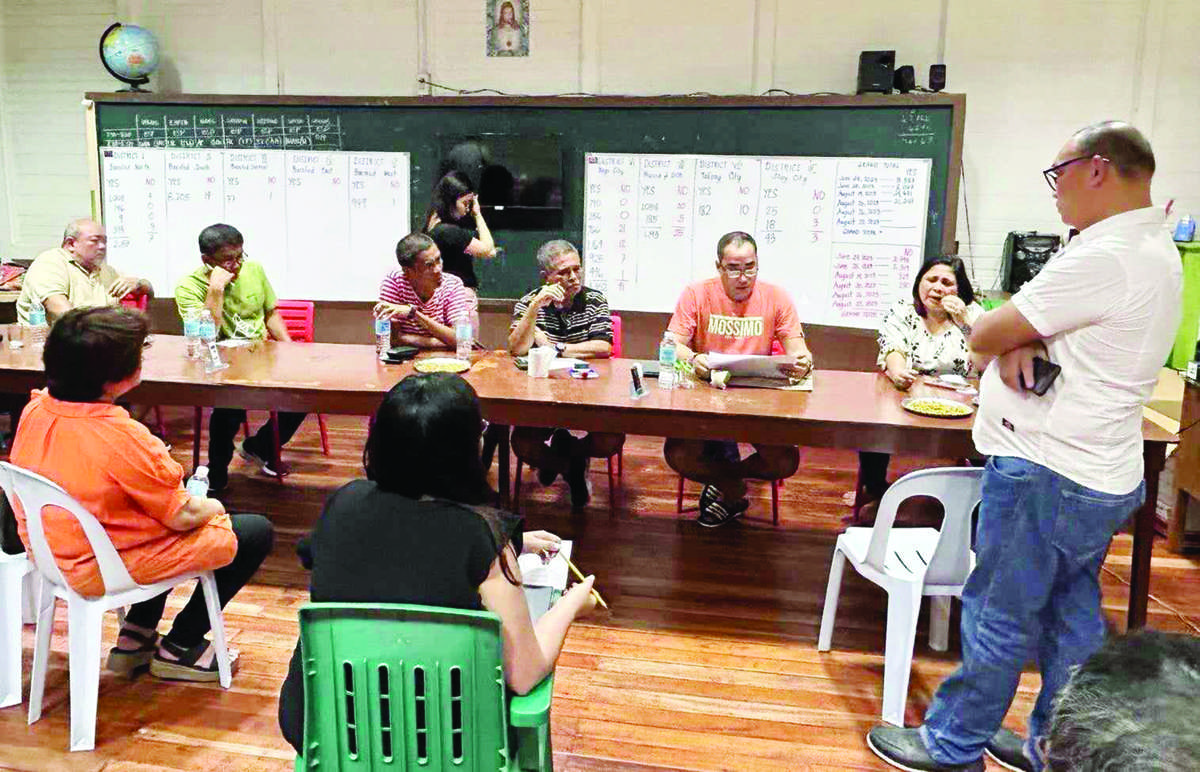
[384,345,419,363]
[1020,356,1061,396]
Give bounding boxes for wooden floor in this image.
[2,408,1198,771]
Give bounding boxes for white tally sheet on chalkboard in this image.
[99,147,410,301]
[582,153,932,328]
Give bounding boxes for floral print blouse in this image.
[876,298,985,377]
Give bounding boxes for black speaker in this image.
[1001,231,1062,293]
[929,64,946,92]
[857,50,895,94]
[893,65,915,94]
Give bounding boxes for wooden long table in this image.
[0,336,1174,628]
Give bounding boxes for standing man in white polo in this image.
[868,122,1183,772]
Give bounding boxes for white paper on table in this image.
[706,353,796,379]
[547,358,585,371]
[517,540,573,588]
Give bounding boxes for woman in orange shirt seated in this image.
[8,306,274,681]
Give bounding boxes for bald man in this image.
[16,219,152,324]
[868,122,1183,772]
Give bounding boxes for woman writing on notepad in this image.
[277,373,595,752]
[849,256,983,515]
[424,171,499,314]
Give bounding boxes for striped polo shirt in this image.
[510,286,612,345]
[378,271,470,335]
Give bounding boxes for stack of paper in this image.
[706,353,814,391]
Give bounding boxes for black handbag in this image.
[1001,231,1061,293]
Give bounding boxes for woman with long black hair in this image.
[277,373,594,752]
[424,171,499,312]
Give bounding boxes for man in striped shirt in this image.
[375,232,470,349]
[508,240,624,512]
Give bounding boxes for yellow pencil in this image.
[565,557,609,609]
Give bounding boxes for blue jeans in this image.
[919,456,1144,769]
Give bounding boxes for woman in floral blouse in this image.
[850,256,984,509]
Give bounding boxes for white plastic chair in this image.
[817,466,983,727]
[0,550,35,709]
[1,462,232,751]
[0,462,38,709]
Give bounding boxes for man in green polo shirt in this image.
[17,218,152,323]
[175,223,307,492]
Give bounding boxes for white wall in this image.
[2,1,119,257]
[1,0,1196,295]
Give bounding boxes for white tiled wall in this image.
[1,0,1197,297]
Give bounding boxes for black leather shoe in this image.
[867,726,985,772]
[985,728,1034,772]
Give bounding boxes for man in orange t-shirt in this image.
[9,307,273,682]
[665,231,813,527]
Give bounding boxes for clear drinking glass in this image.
[5,324,26,350]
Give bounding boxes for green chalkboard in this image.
[87,94,965,301]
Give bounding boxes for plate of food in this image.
[901,396,974,419]
[413,357,471,374]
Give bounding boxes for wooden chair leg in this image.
[512,460,524,515]
[851,461,868,524]
[317,414,330,455]
[771,479,780,526]
[607,456,616,520]
[676,476,685,513]
[617,449,623,477]
[153,406,167,439]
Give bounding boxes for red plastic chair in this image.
[189,300,330,480]
[511,313,625,517]
[675,336,790,524]
[260,300,331,456]
[677,476,781,526]
[118,295,167,439]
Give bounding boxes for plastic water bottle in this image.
[374,317,391,361]
[183,309,202,359]
[455,316,473,361]
[26,305,48,349]
[185,465,209,498]
[1175,214,1196,242]
[658,332,677,390]
[198,309,227,372]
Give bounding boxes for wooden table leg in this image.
[192,407,202,471]
[497,425,511,510]
[1128,440,1166,629]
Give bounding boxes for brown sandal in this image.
[149,638,237,683]
[105,627,158,678]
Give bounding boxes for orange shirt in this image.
[10,390,236,597]
[667,277,804,356]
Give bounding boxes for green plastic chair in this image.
[295,603,553,772]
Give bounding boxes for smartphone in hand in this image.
[1020,356,1061,396]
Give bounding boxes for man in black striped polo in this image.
[508,240,625,512]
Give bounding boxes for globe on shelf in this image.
[99,22,160,92]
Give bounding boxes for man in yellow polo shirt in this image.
[175,223,306,492]
[17,218,153,323]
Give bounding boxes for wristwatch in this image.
[554,341,566,355]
